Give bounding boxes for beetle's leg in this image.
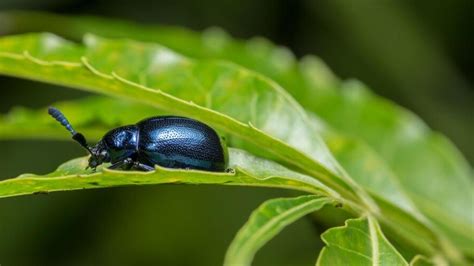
[108,158,154,171]
[132,162,155,171]
[108,158,134,170]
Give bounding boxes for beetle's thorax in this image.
[88,125,139,169]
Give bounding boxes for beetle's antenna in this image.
[48,107,92,154]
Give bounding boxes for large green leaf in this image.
[0,33,366,208]
[310,81,474,257]
[0,31,420,224]
[224,195,332,266]
[317,216,409,266]
[0,148,338,199]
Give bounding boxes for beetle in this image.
[48,107,228,172]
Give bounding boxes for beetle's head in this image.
[88,141,111,169]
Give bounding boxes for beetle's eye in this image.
[100,150,110,161]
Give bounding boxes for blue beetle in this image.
[48,107,228,172]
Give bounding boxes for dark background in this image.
[0,0,472,265]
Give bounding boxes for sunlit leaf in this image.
[0,148,339,199]
[409,255,435,266]
[0,33,367,208]
[0,10,340,96]
[310,81,474,257]
[224,195,333,266]
[317,216,408,266]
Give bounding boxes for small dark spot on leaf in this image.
[88,182,100,186]
[33,191,49,195]
[335,203,343,208]
[225,168,235,174]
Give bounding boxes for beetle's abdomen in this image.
[137,116,227,171]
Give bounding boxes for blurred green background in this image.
[0,0,472,265]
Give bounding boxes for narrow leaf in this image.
[409,255,435,266]
[0,148,339,199]
[224,195,333,266]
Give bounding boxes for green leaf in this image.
[322,131,418,218]
[321,129,442,258]
[0,97,154,140]
[224,195,333,266]
[0,33,370,207]
[0,148,339,199]
[0,10,340,96]
[310,81,474,257]
[317,216,408,266]
[409,255,435,266]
